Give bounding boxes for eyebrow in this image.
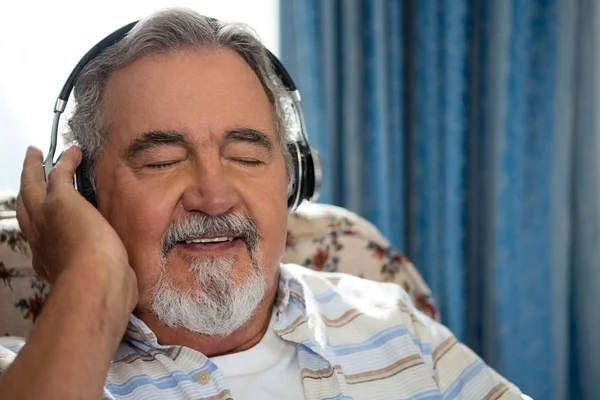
[224,128,274,152]
[123,130,190,159]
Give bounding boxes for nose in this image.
[181,154,240,216]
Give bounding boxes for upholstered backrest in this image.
[0,195,438,338]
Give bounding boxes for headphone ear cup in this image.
[287,141,321,211]
[75,156,98,207]
[287,142,301,210]
[301,146,316,201]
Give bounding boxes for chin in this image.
[148,252,267,336]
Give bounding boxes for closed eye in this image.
[146,161,179,169]
[234,158,264,166]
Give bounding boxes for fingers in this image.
[19,146,46,208]
[19,145,83,234]
[47,146,82,192]
[15,193,31,239]
[17,146,85,286]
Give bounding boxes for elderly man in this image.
[0,8,526,400]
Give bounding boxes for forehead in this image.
[101,47,275,146]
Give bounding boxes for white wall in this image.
[0,0,279,193]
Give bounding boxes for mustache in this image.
[161,212,260,257]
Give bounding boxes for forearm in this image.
[0,264,135,400]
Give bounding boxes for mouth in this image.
[175,235,243,253]
[182,236,238,244]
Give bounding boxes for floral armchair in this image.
[0,193,438,338]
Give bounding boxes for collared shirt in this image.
[1,264,526,399]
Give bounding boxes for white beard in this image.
[149,254,266,336]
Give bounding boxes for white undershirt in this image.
[210,311,305,400]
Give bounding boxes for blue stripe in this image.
[297,344,331,368]
[441,359,485,400]
[125,336,153,347]
[298,325,432,359]
[3,345,23,353]
[313,288,339,303]
[106,363,216,396]
[332,325,432,357]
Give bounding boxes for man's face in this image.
[93,48,289,332]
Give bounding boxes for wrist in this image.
[0,259,137,399]
[55,260,138,327]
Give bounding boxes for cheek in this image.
[101,181,179,289]
[251,162,289,271]
[255,203,288,291]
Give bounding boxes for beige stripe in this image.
[114,347,181,364]
[114,353,155,364]
[128,325,155,341]
[275,315,307,336]
[345,354,424,384]
[326,276,342,285]
[398,301,412,314]
[482,381,515,400]
[169,346,184,361]
[290,291,306,308]
[398,301,428,328]
[432,336,458,368]
[301,364,336,380]
[322,308,362,327]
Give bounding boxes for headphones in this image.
[43,17,322,211]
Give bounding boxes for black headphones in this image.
[43,17,321,211]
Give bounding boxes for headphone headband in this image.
[44,14,321,210]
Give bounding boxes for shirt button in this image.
[196,371,211,385]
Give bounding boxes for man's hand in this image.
[16,146,136,304]
[0,146,138,399]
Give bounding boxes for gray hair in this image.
[65,7,294,194]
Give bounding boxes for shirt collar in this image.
[273,265,332,360]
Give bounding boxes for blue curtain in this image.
[280,1,599,399]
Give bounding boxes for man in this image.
[0,8,527,400]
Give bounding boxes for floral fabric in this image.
[0,195,438,338]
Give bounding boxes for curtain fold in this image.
[280,0,599,399]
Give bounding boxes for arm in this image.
[0,146,137,399]
[430,333,525,399]
[410,309,528,399]
[0,261,135,399]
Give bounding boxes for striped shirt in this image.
[1,264,526,399]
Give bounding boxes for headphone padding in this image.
[75,157,98,207]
